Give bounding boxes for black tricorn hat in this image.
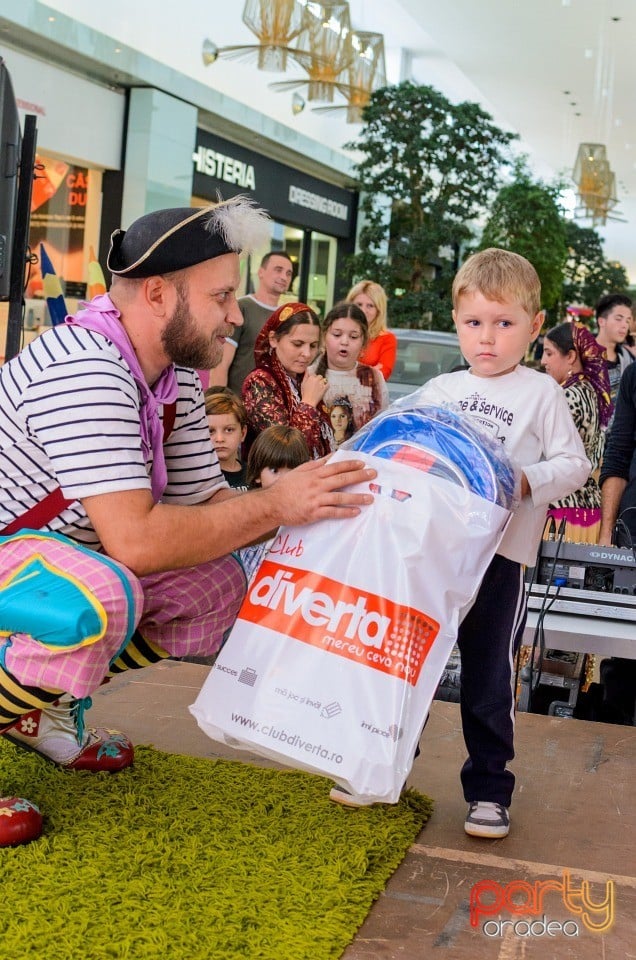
[107,198,270,278]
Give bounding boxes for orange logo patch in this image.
[240,560,439,685]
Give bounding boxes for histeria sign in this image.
[192,129,355,238]
[192,145,256,191]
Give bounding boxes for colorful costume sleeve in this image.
[242,369,327,456]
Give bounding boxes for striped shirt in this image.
[0,324,226,549]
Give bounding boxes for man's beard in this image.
[161,287,222,369]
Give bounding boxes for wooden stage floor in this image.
[90,660,635,960]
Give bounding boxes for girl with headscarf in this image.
[541,321,611,542]
[242,302,334,458]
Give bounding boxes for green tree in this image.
[562,220,630,309]
[599,258,630,297]
[562,221,608,308]
[478,163,567,318]
[346,82,516,329]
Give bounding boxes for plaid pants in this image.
[1,533,245,698]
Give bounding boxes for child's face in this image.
[453,290,542,378]
[259,465,292,490]
[207,413,246,466]
[325,318,365,370]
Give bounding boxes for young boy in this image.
[205,388,249,491]
[409,249,591,838]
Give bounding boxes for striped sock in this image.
[107,631,170,676]
[0,662,62,731]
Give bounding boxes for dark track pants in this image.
[457,554,527,807]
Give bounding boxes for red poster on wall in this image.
[26,154,88,299]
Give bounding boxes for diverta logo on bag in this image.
[239,561,439,685]
[251,567,390,644]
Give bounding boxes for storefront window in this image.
[242,222,304,302]
[27,155,89,298]
[190,210,336,316]
[191,124,356,321]
[1,154,103,355]
[278,225,303,301]
[306,231,337,318]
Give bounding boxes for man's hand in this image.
[84,458,376,576]
[262,456,376,525]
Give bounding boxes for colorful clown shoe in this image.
[0,796,43,847]
[3,698,134,772]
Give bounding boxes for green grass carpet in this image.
[0,741,432,960]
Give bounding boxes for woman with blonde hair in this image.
[346,279,397,380]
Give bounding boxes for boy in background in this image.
[408,249,590,838]
[205,388,249,491]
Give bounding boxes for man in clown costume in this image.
[0,197,375,846]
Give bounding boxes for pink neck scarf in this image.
[66,293,178,501]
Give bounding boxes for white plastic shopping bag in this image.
[191,406,514,803]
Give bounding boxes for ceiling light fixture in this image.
[573,143,619,224]
[572,13,624,225]
[270,6,387,123]
[291,91,305,115]
[201,0,316,73]
[310,29,387,123]
[202,0,386,124]
[269,2,354,103]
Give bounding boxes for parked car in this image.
[387,328,467,401]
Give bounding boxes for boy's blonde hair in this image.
[452,248,541,319]
[345,280,388,339]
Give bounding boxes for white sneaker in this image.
[464,801,510,838]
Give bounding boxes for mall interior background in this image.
[2,0,635,355]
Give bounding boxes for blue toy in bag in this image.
[346,403,516,509]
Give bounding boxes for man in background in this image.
[210,250,294,394]
[597,362,636,725]
[595,293,634,418]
